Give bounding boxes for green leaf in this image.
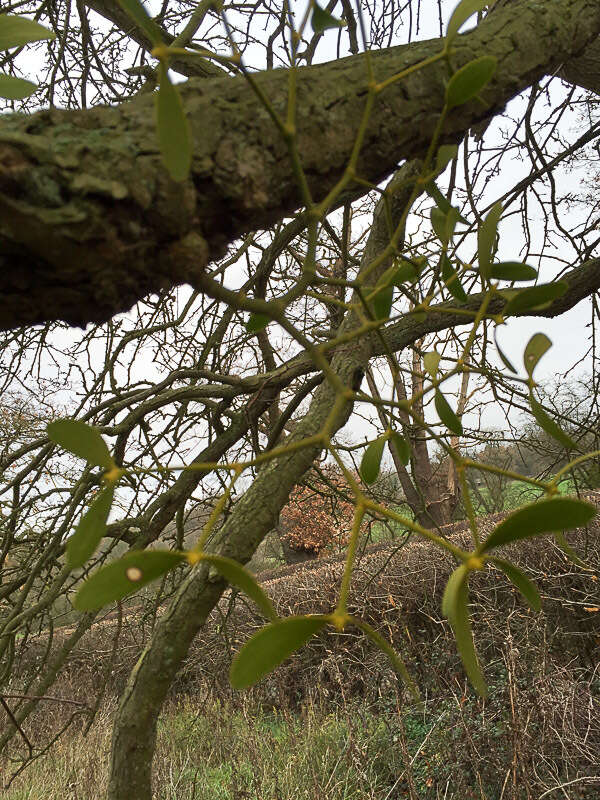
[199,554,277,621]
[380,258,423,289]
[553,531,590,570]
[311,2,344,32]
[67,486,115,569]
[523,332,551,378]
[477,201,502,277]
[0,72,36,99]
[423,350,441,378]
[445,207,460,240]
[431,207,447,242]
[230,615,328,689]
[74,550,186,610]
[441,256,468,302]
[375,265,397,290]
[503,281,568,316]
[155,64,192,182]
[481,497,596,553]
[0,14,56,51]
[442,565,487,696]
[435,390,463,435]
[245,312,270,333]
[372,285,394,320]
[393,260,420,285]
[529,393,578,450]
[489,557,541,611]
[446,56,497,109]
[117,0,163,46]
[435,144,458,174]
[494,329,517,374]
[389,431,410,466]
[351,617,419,700]
[425,182,469,225]
[446,0,489,44]
[441,564,466,620]
[360,436,386,485]
[489,262,538,282]
[425,181,452,214]
[47,419,114,470]
[431,206,459,243]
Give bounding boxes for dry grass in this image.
[0,695,458,800]
[2,495,600,797]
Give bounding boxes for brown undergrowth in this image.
[2,495,600,797]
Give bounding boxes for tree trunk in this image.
[107,161,423,800]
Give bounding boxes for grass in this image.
[470,476,577,513]
[366,477,581,545]
[6,680,596,800]
[2,690,535,800]
[1,697,435,800]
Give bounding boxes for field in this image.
[0,695,505,800]
[365,478,579,546]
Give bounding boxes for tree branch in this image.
[84,0,225,79]
[0,0,598,330]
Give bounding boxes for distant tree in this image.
[278,466,356,562]
[517,376,600,487]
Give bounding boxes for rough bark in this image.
[0,0,599,329]
[560,45,600,94]
[492,0,600,95]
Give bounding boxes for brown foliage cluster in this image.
[279,466,356,554]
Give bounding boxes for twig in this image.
[0,695,33,756]
[1,693,87,706]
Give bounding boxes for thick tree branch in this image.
[493,0,600,94]
[380,257,600,356]
[0,0,599,330]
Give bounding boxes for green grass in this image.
[471,476,577,514]
[0,698,409,800]
[365,477,582,545]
